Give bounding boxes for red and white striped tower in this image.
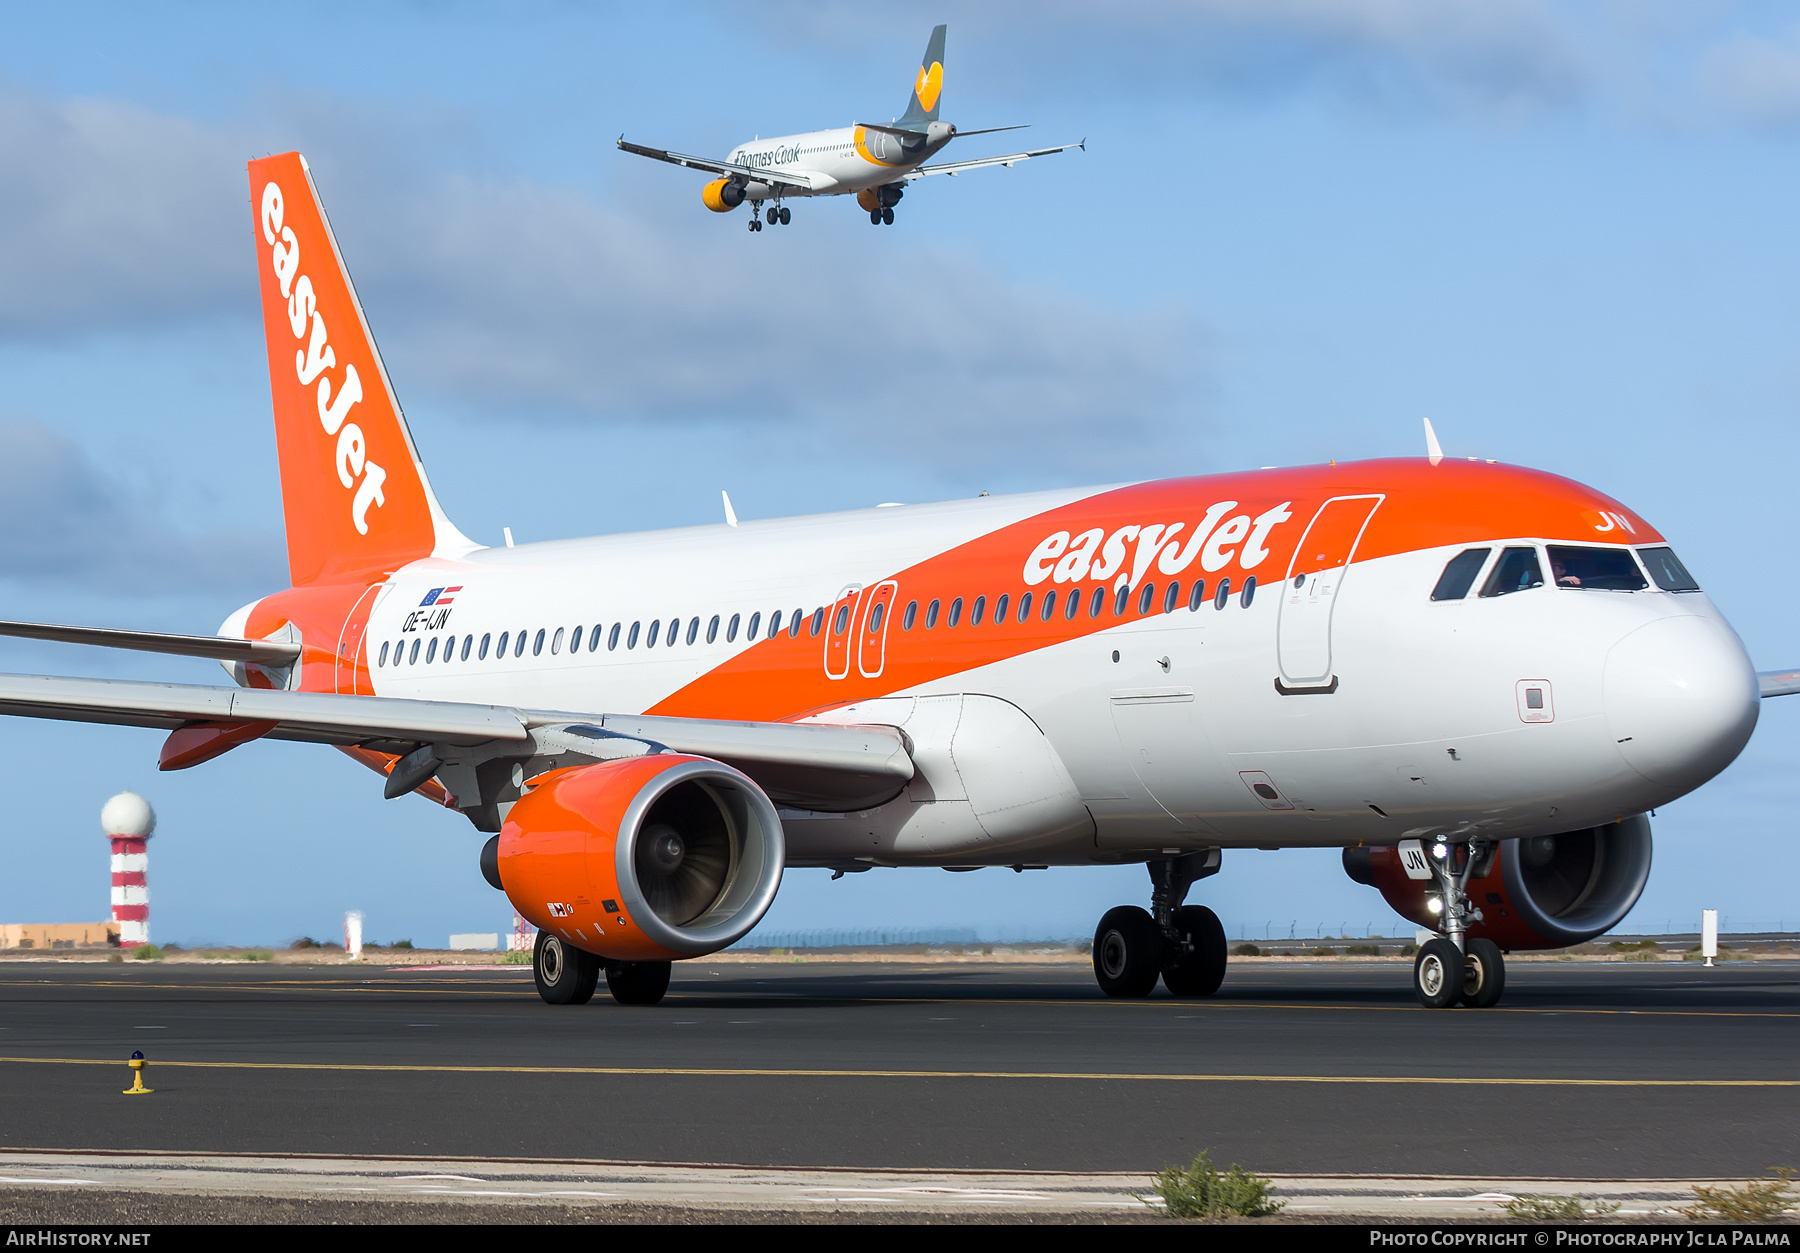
[102,792,156,948]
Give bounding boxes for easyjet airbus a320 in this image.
[617,25,1081,231]
[2,153,1793,1010]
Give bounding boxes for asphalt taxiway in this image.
[0,959,1794,1197]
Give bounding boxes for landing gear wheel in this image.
[1460,938,1505,1008]
[1413,937,1463,1009]
[881,207,895,225]
[1093,905,1162,998]
[748,219,759,232]
[533,931,599,1005]
[605,960,672,1006]
[765,207,779,226]
[1162,904,1228,997]
[778,206,791,225]
[870,208,882,225]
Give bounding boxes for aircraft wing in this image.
[616,137,817,192]
[1761,669,1800,698]
[0,671,913,810]
[0,619,300,666]
[907,140,1084,179]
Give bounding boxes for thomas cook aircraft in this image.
[617,25,1082,231]
[0,152,1794,1012]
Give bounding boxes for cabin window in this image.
[768,610,783,639]
[902,600,917,630]
[1547,545,1649,592]
[551,627,564,655]
[426,638,439,664]
[948,597,964,628]
[647,620,661,648]
[833,605,850,636]
[688,618,701,645]
[461,636,473,661]
[1481,547,1545,597]
[627,621,641,649]
[707,615,720,643]
[726,613,740,643]
[1189,580,1206,611]
[1164,582,1181,613]
[496,631,509,657]
[1090,587,1105,618]
[971,596,986,626]
[1214,577,1231,609]
[926,599,940,628]
[811,607,825,636]
[747,612,761,640]
[1638,546,1700,592]
[789,609,803,638]
[607,623,620,650]
[442,635,455,661]
[378,641,389,666]
[1137,582,1155,615]
[409,639,420,664]
[1113,585,1130,616]
[480,633,491,660]
[590,625,603,652]
[570,626,583,653]
[868,602,885,633]
[1017,592,1031,622]
[514,631,527,658]
[1240,576,1257,608]
[1041,590,1057,621]
[994,593,1010,623]
[1431,548,1491,601]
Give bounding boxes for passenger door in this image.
[1276,495,1383,689]
[857,581,898,679]
[824,584,864,680]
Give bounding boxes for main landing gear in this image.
[868,206,895,226]
[748,203,792,232]
[1412,838,1506,1009]
[1092,851,1227,998]
[533,931,671,1006]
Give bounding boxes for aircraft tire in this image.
[1093,905,1162,998]
[534,931,601,1005]
[1460,938,1505,1008]
[1413,937,1463,1008]
[778,206,791,225]
[881,207,895,225]
[870,209,881,225]
[1162,904,1228,997]
[605,959,672,1006]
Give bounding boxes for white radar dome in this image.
[101,792,156,838]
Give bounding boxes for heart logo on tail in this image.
[914,61,943,112]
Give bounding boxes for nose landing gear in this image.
[1413,838,1506,1008]
[1092,851,1226,998]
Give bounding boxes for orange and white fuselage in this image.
[226,457,1761,870]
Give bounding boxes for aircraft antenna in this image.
[1423,419,1444,466]
[722,491,739,528]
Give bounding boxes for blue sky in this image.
[0,2,1795,947]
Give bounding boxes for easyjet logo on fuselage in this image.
[1022,501,1295,590]
[259,181,388,537]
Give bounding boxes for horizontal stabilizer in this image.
[1760,669,1800,698]
[909,139,1083,179]
[0,620,301,666]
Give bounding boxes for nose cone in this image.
[1604,615,1759,795]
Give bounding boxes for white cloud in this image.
[1699,27,1800,128]
[0,415,281,593]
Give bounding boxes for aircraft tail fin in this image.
[897,24,946,129]
[247,152,477,589]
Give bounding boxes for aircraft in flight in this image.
[1,153,1791,1012]
[617,24,1082,231]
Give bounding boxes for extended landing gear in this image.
[1092,851,1226,998]
[533,931,599,1005]
[605,959,671,1006]
[1412,839,1507,1008]
[868,206,895,225]
[751,204,791,232]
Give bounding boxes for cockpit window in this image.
[1546,545,1648,592]
[1480,546,1544,597]
[1431,548,1491,601]
[1637,546,1700,593]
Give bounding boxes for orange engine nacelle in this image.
[1344,816,1653,950]
[495,754,784,962]
[702,178,746,213]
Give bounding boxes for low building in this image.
[1,921,121,949]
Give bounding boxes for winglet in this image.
[722,490,739,528]
[1424,418,1444,466]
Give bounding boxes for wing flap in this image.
[1760,669,1800,698]
[616,138,816,192]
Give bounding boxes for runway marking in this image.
[1,1056,1796,1086]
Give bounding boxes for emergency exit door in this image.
[1276,495,1383,688]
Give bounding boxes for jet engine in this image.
[702,178,746,212]
[1343,815,1653,949]
[492,754,785,961]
